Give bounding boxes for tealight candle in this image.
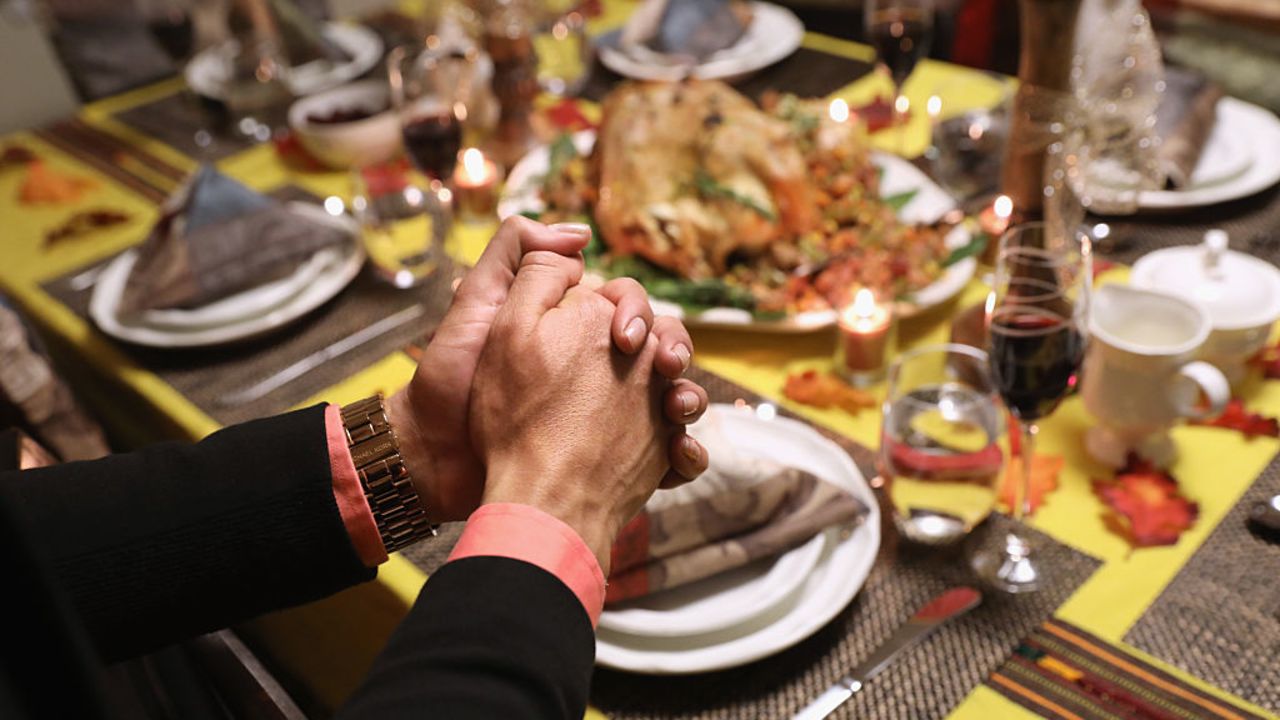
[835,288,896,386]
[452,147,501,221]
[978,194,1013,265]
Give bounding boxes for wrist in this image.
[483,460,616,575]
[385,388,447,526]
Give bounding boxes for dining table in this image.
[2,2,1279,718]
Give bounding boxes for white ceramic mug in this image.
[1082,284,1230,468]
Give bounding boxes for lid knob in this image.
[1203,229,1228,277]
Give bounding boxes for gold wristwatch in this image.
[340,394,438,553]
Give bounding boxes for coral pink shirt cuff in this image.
[325,404,387,567]
[447,503,607,627]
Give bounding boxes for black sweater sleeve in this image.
[339,556,597,720]
[0,404,374,661]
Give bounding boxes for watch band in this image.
[340,395,438,553]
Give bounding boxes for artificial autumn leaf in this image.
[1094,456,1198,548]
[1091,259,1118,282]
[1253,340,1280,380]
[542,98,596,132]
[1189,398,1280,439]
[853,96,908,134]
[20,161,97,205]
[997,453,1063,515]
[783,369,876,415]
[0,145,36,171]
[44,209,130,246]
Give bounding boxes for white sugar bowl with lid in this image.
[1131,229,1280,386]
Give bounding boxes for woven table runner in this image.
[987,618,1268,720]
[40,186,459,427]
[406,369,1102,720]
[1123,454,1280,712]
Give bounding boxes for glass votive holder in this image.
[451,147,503,222]
[834,287,898,387]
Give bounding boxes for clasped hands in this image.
[386,217,710,571]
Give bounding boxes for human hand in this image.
[468,251,682,571]
[386,217,708,524]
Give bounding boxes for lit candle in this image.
[828,98,850,123]
[451,147,501,221]
[835,287,896,386]
[978,194,1013,265]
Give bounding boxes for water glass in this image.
[351,161,451,289]
[880,344,1005,546]
[534,1,592,97]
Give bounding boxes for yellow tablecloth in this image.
[1,7,1277,719]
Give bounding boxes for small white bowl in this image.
[288,80,401,170]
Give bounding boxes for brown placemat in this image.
[112,89,259,162]
[1124,453,1280,712]
[40,188,461,427]
[406,369,1101,720]
[579,47,875,105]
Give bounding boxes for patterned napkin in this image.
[119,165,349,316]
[1155,66,1224,189]
[606,411,867,604]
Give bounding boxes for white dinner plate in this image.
[1135,97,1280,211]
[595,404,880,674]
[597,2,804,84]
[141,248,332,330]
[499,131,975,331]
[89,204,365,348]
[185,22,384,100]
[599,527,825,639]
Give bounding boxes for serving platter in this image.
[596,2,805,84]
[500,131,976,332]
[595,404,880,673]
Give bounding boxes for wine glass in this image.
[881,344,1005,546]
[971,221,1092,593]
[864,0,934,154]
[387,45,470,187]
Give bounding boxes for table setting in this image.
[3,0,1280,717]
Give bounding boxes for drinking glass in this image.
[881,344,1005,546]
[972,221,1092,593]
[925,73,1011,203]
[387,45,471,184]
[351,160,451,288]
[864,0,934,153]
[533,0,591,97]
[136,0,196,62]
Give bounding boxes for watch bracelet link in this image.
[340,395,438,553]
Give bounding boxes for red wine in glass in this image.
[867,8,932,90]
[988,309,1085,421]
[402,112,462,180]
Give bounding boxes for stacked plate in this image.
[89,203,365,349]
[597,404,881,674]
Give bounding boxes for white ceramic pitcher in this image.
[1083,284,1230,468]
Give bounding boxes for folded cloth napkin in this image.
[620,0,753,62]
[606,465,867,604]
[118,165,349,316]
[1154,66,1224,189]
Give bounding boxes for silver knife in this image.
[219,304,425,407]
[791,587,982,720]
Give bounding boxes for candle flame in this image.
[462,148,486,182]
[993,194,1013,220]
[828,98,850,123]
[926,95,941,118]
[852,288,876,318]
[894,95,910,114]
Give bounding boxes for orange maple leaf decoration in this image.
[783,369,877,415]
[543,98,597,132]
[1093,456,1198,548]
[1189,398,1279,439]
[20,161,97,205]
[1252,340,1280,380]
[997,453,1064,515]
